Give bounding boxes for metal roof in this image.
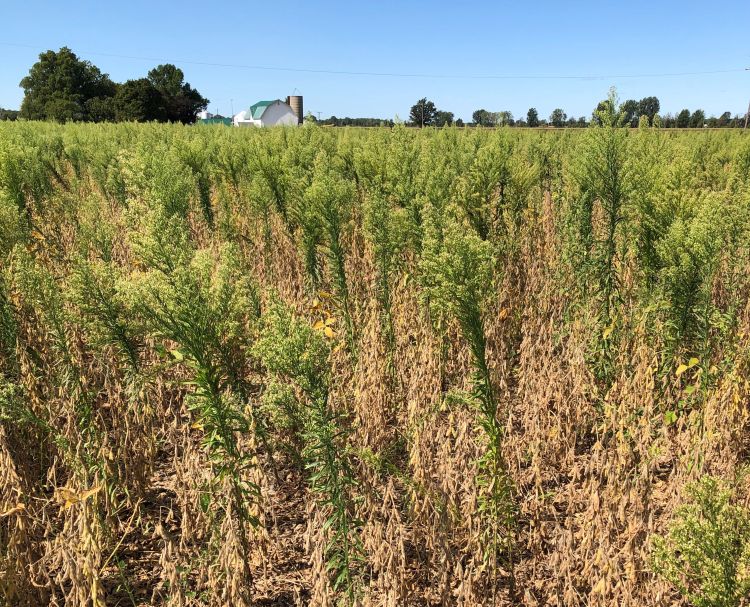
[197,117,232,126]
[248,100,279,120]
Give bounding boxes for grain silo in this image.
[287,95,303,124]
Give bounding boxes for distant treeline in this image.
[407,96,747,128]
[318,116,396,127]
[2,49,747,128]
[0,108,19,121]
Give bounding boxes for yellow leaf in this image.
[324,317,336,326]
[0,503,25,518]
[312,320,325,330]
[592,578,606,595]
[56,488,78,506]
[56,485,102,510]
[324,326,335,338]
[676,363,689,377]
[318,291,332,299]
[603,322,615,340]
[688,357,699,368]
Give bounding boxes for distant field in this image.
[1,121,750,606]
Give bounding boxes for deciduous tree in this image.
[434,110,454,127]
[526,107,539,127]
[495,111,514,126]
[147,64,208,124]
[638,96,660,125]
[549,108,567,127]
[410,98,437,127]
[19,47,116,122]
[676,109,691,128]
[621,99,639,127]
[114,78,163,122]
[473,108,493,126]
[690,109,705,128]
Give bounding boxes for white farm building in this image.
[233,96,303,127]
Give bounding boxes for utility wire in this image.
[0,41,746,81]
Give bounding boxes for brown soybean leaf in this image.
[79,485,103,501]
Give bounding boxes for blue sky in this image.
[1,0,748,122]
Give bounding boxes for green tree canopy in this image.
[526,107,539,127]
[495,111,514,126]
[676,109,691,128]
[0,108,19,121]
[621,99,639,127]
[434,110,454,127]
[19,47,117,122]
[147,64,208,124]
[472,109,493,126]
[690,109,706,128]
[114,78,164,122]
[638,96,660,125]
[410,98,437,127]
[18,49,208,124]
[549,108,567,127]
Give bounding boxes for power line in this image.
[0,41,747,81]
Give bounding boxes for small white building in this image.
[233,99,299,127]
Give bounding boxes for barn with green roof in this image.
[232,98,301,127]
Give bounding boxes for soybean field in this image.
[1,113,750,606]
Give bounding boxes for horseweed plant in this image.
[254,298,362,601]
[570,89,632,382]
[124,238,262,572]
[419,209,516,589]
[304,151,358,358]
[363,191,408,355]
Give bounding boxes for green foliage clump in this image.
[363,191,408,352]
[125,242,261,553]
[420,211,516,580]
[67,258,140,371]
[652,475,750,607]
[0,192,26,259]
[656,197,729,351]
[571,89,632,324]
[303,152,357,355]
[254,299,362,599]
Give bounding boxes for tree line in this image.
[317,116,396,127]
[407,95,747,128]
[408,98,465,127]
[2,51,747,128]
[5,47,208,123]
